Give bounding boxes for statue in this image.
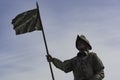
[46,35,105,80]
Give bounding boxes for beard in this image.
[79,48,86,52]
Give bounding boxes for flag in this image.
[12,8,42,35]
[12,3,55,80]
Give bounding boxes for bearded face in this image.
[76,40,88,51]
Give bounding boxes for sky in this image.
[0,0,120,80]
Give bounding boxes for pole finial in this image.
[36,1,39,9]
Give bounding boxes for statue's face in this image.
[76,40,87,51]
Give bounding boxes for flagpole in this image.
[36,2,55,80]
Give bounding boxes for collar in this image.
[77,51,89,58]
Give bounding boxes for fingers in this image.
[46,54,53,62]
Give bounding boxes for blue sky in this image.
[1,0,120,80]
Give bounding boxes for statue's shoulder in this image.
[68,56,78,62]
[88,52,97,58]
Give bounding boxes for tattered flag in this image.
[12,8,42,35]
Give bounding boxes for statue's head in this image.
[76,35,92,51]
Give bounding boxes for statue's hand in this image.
[46,54,53,62]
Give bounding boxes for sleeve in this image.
[90,53,105,80]
[52,58,73,73]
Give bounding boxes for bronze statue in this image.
[46,35,105,80]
